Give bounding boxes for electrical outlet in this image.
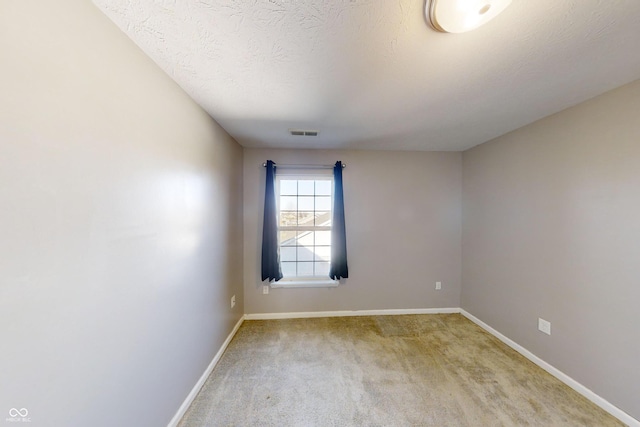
[435,281,442,290]
[231,295,235,308]
[538,318,551,335]
[263,285,269,295]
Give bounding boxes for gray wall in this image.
[0,1,243,426]
[244,148,461,314]
[462,79,640,420]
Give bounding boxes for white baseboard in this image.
[460,309,639,427]
[244,307,460,320]
[167,315,245,427]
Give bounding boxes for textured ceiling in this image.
[93,0,640,151]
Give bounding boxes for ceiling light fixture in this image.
[425,0,511,33]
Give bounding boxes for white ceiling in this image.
[93,0,640,151]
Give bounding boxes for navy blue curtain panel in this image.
[329,161,349,280]
[261,160,283,282]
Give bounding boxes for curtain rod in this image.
[262,162,346,169]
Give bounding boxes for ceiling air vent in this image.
[289,129,318,136]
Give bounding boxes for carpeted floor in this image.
[178,314,623,426]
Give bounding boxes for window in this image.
[276,176,334,284]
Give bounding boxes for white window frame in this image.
[272,171,338,288]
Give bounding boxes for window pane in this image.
[299,196,314,210]
[314,246,331,261]
[280,196,297,210]
[279,212,297,226]
[315,262,330,277]
[280,230,297,246]
[281,262,296,277]
[315,196,331,211]
[297,246,314,261]
[316,180,331,195]
[298,180,314,195]
[297,211,315,226]
[315,211,331,226]
[298,231,314,246]
[316,230,331,245]
[280,180,297,195]
[281,246,296,262]
[277,176,334,280]
[298,262,314,276]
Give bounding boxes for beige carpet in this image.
[178,314,623,426]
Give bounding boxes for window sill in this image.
[270,278,339,288]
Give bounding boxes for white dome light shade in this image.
[426,0,512,33]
